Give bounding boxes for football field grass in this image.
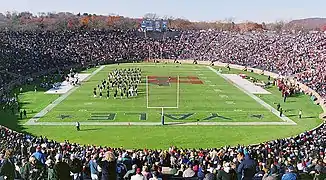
[0,63,323,149]
[37,64,282,123]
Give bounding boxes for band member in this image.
[93,88,97,97]
[114,88,118,99]
[107,89,110,99]
[120,88,123,99]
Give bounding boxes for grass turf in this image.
[0,63,323,149]
[39,64,281,122]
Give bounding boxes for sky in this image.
[0,0,325,23]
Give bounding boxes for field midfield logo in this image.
[88,113,116,120]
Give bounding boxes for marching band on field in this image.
[93,68,141,99]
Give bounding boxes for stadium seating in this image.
[0,29,326,179]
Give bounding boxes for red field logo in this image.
[148,76,203,86]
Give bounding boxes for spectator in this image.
[32,146,46,165]
[281,166,297,180]
[89,155,99,180]
[124,164,137,180]
[141,166,152,180]
[0,149,15,180]
[99,151,117,180]
[131,168,145,180]
[217,162,236,180]
[183,164,196,178]
[262,165,278,180]
[21,155,46,180]
[149,171,162,180]
[45,158,55,180]
[53,154,71,180]
[69,154,83,180]
[237,153,256,180]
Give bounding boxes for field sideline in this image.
[0,63,323,148]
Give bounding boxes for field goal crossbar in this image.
[146,76,180,125]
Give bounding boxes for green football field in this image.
[0,63,323,149]
[39,64,281,122]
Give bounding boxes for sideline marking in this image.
[207,66,296,125]
[25,66,105,125]
[25,121,298,126]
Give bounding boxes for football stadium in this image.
[0,3,326,180]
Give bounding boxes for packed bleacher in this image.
[1,30,326,98]
[0,123,325,180]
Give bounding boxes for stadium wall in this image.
[156,59,326,120]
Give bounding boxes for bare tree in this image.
[143,13,160,20]
[271,20,285,32]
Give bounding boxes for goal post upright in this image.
[177,76,180,108]
[146,75,180,125]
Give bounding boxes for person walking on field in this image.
[299,110,302,119]
[76,122,80,131]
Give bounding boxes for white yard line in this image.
[25,66,105,125]
[207,66,297,125]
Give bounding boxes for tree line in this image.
[0,11,319,32]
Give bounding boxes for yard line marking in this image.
[214,89,222,92]
[207,66,297,125]
[209,85,216,87]
[25,65,106,125]
[226,101,235,105]
[219,95,229,98]
[198,74,204,76]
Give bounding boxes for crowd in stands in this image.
[1,29,326,98]
[0,122,325,180]
[1,28,326,179]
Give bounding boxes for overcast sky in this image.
[0,0,325,23]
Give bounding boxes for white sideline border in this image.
[25,66,105,125]
[23,122,297,126]
[207,66,297,125]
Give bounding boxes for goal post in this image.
[146,76,180,125]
